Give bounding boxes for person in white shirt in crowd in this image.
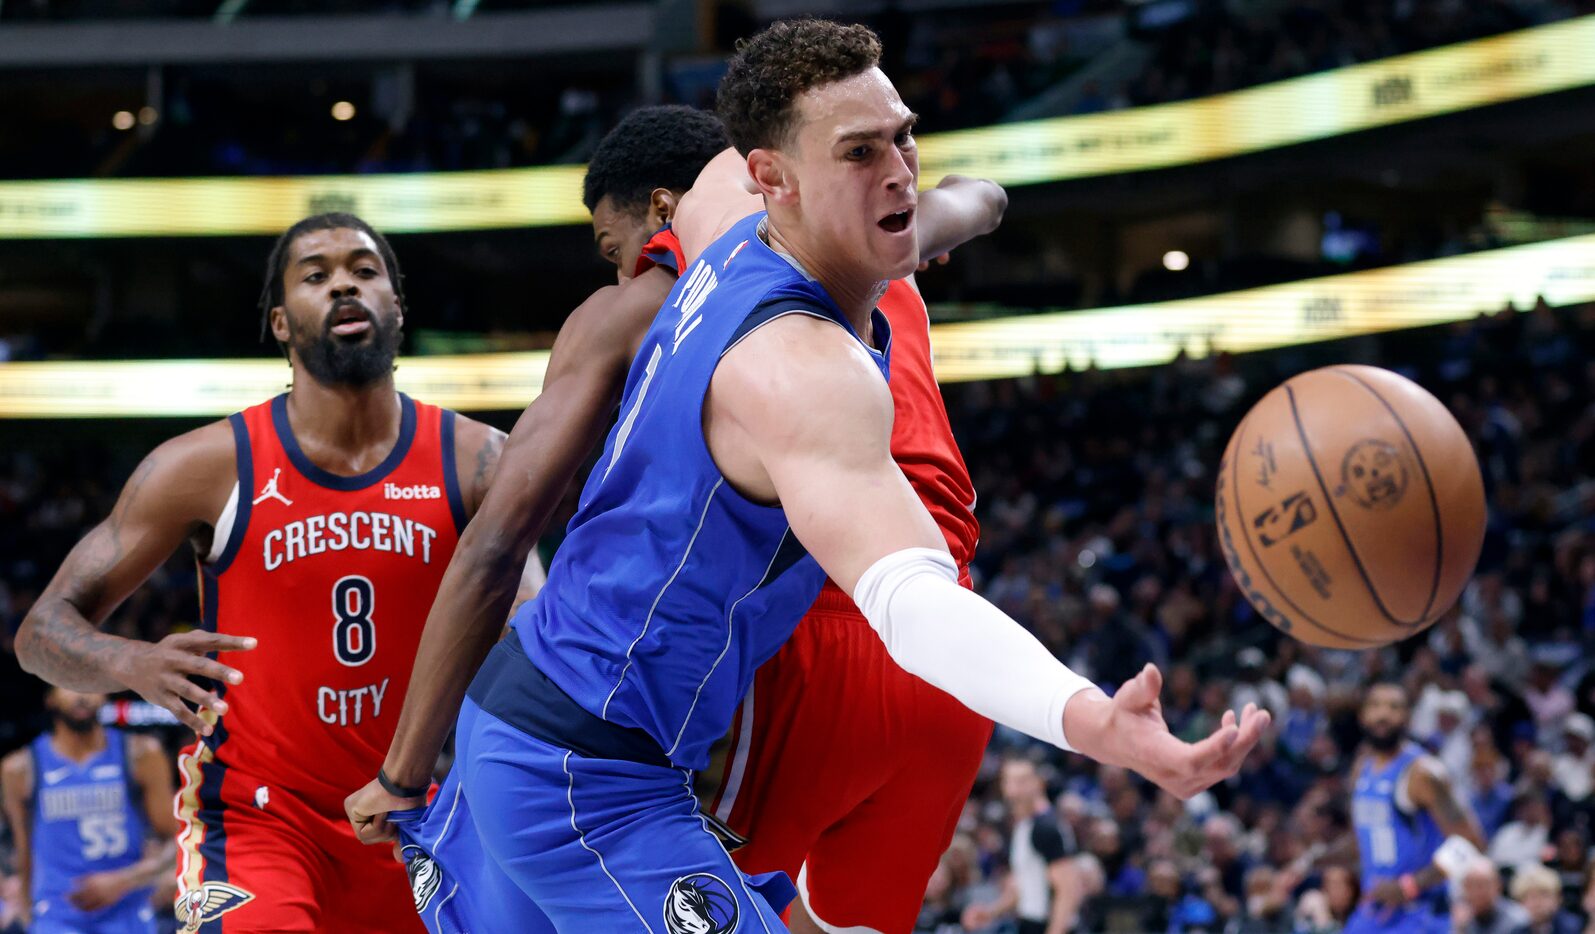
[1231,648,1288,722]
[1428,691,1476,782]
[1488,791,1553,870]
[1550,712,1595,803]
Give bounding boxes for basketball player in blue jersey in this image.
[350,19,1266,932]
[1343,682,1487,934]
[1,687,176,934]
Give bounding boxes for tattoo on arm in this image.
[471,430,507,512]
[20,454,163,689]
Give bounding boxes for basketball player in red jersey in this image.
[17,212,531,933]
[346,108,1004,933]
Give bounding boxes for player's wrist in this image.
[377,764,429,799]
[1398,873,1419,902]
[1060,687,1113,759]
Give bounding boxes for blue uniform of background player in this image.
[1343,682,1486,934]
[2,689,173,934]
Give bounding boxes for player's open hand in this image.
[112,630,256,736]
[346,778,423,850]
[1063,663,1269,799]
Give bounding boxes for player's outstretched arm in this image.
[66,735,178,913]
[345,271,670,843]
[914,174,1007,263]
[708,316,1268,799]
[15,425,255,735]
[1,749,35,928]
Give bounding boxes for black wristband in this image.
[377,767,428,799]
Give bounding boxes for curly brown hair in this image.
[716,18,883,155]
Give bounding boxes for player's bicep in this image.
[0,753,32,848]
[718,318,943,593]
[38,448,208,623]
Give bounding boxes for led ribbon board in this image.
[4,233,1593,416]
[1,14,1593,238]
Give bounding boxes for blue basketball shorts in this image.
[391,696,795,933]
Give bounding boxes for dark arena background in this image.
[3,1,1595,932]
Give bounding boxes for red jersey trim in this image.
[438,409,467,533]
[634,225,685,279]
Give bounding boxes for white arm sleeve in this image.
[852,547,1099,751]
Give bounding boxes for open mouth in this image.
[878,207,914,234]
[329,303,373,337]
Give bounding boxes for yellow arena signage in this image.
[0,14,1592,238]
[4,233,1593,417]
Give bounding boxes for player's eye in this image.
[846,145,870,161]
[356,266,379,278]
[304,271,326,283]
[895,129,914,147]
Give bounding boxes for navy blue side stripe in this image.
[211,413,253,575]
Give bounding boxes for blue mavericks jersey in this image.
[1352,743,1445,894]
[514,211,892,770]
[29,730,152,918]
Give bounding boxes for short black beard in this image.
[1365,729,1404,753]
[293,305,401,387]
[53,712,99,735]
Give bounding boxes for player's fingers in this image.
[173,653,245,687]
[156,691,212,736]
[1140,663,1163,697]
[174,631,258,654]
[169,676,230,718]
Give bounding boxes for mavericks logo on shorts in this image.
[664,873,738,934]
[175,881,254,932]
[403,845,443,912]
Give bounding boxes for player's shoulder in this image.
[714,312,893,440]
[0,744,32,785]
[126,419,239,518]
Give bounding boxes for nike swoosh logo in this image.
[43,766,71,785]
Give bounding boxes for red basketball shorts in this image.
[172,743,424,933]
[709,584,993,933]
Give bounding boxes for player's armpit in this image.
[16,424,252,717]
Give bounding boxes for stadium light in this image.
[331,101,356,121]
[111,110,135,130]
[1162,250,1190,272]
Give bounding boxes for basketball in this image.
[1216,364,1486,648]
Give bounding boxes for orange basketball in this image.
[1215,365,1486,648]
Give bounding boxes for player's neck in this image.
[761,219,884,343]
[51,726,107,763]
[284,375,403,472]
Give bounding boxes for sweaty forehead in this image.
[791,68,909,145]
[290,227,381,263]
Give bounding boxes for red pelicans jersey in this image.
[634,224,686,279]
[197,393,464,816]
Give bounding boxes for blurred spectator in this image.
[1511,863,1582,934]
[961,758,1080,934]
[1490,794,1555,870]
[1456,859,1532,934]
[1552,714,1595,803]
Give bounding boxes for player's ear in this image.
[649,188,680,227]
[747,149,790,203]
[269,306,291,344]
